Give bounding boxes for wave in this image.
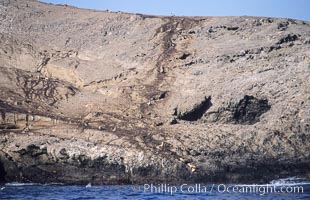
[5,182,64,186]
[5,182,40,186]
[269,177,310,186]
[236,177,310,187]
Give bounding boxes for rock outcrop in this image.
[0,0,309,184]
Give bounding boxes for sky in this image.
[40,0,310,21]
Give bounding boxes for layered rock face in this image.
[0,0,309,184]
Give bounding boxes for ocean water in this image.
[0,178,309,199]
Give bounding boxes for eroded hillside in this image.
[0,0,309,184]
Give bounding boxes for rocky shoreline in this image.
[0,0,309,185]
[1,128,309,185]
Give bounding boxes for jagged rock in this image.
[277,21,289,30]
[205,96,270,125]
[231,95,270,124]
[26,144,48,157]
[169,118,178,125]
[276,34,299,45]
[175,96,212,121]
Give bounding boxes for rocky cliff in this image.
[0,0,309,184]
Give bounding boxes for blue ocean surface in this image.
[0,178,309,200]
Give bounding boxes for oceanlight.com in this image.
[138,184,304,196]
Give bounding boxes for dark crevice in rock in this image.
[177,96,212,121]
[232,95,271,124]
[0,123,18,130]
[152,91,167,101]
[268,45,281,52]
[227,26,239,31]
[26,144,48,157]
[169,118,178,125]
[184,61,195,66]
[179,53,191,60]
[0,159,6,183]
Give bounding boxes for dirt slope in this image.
[0,0,309,184]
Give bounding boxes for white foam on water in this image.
[269,177,310,186]
[5,182,41,186]
[5,182,64,186]
[236,177,310,187]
